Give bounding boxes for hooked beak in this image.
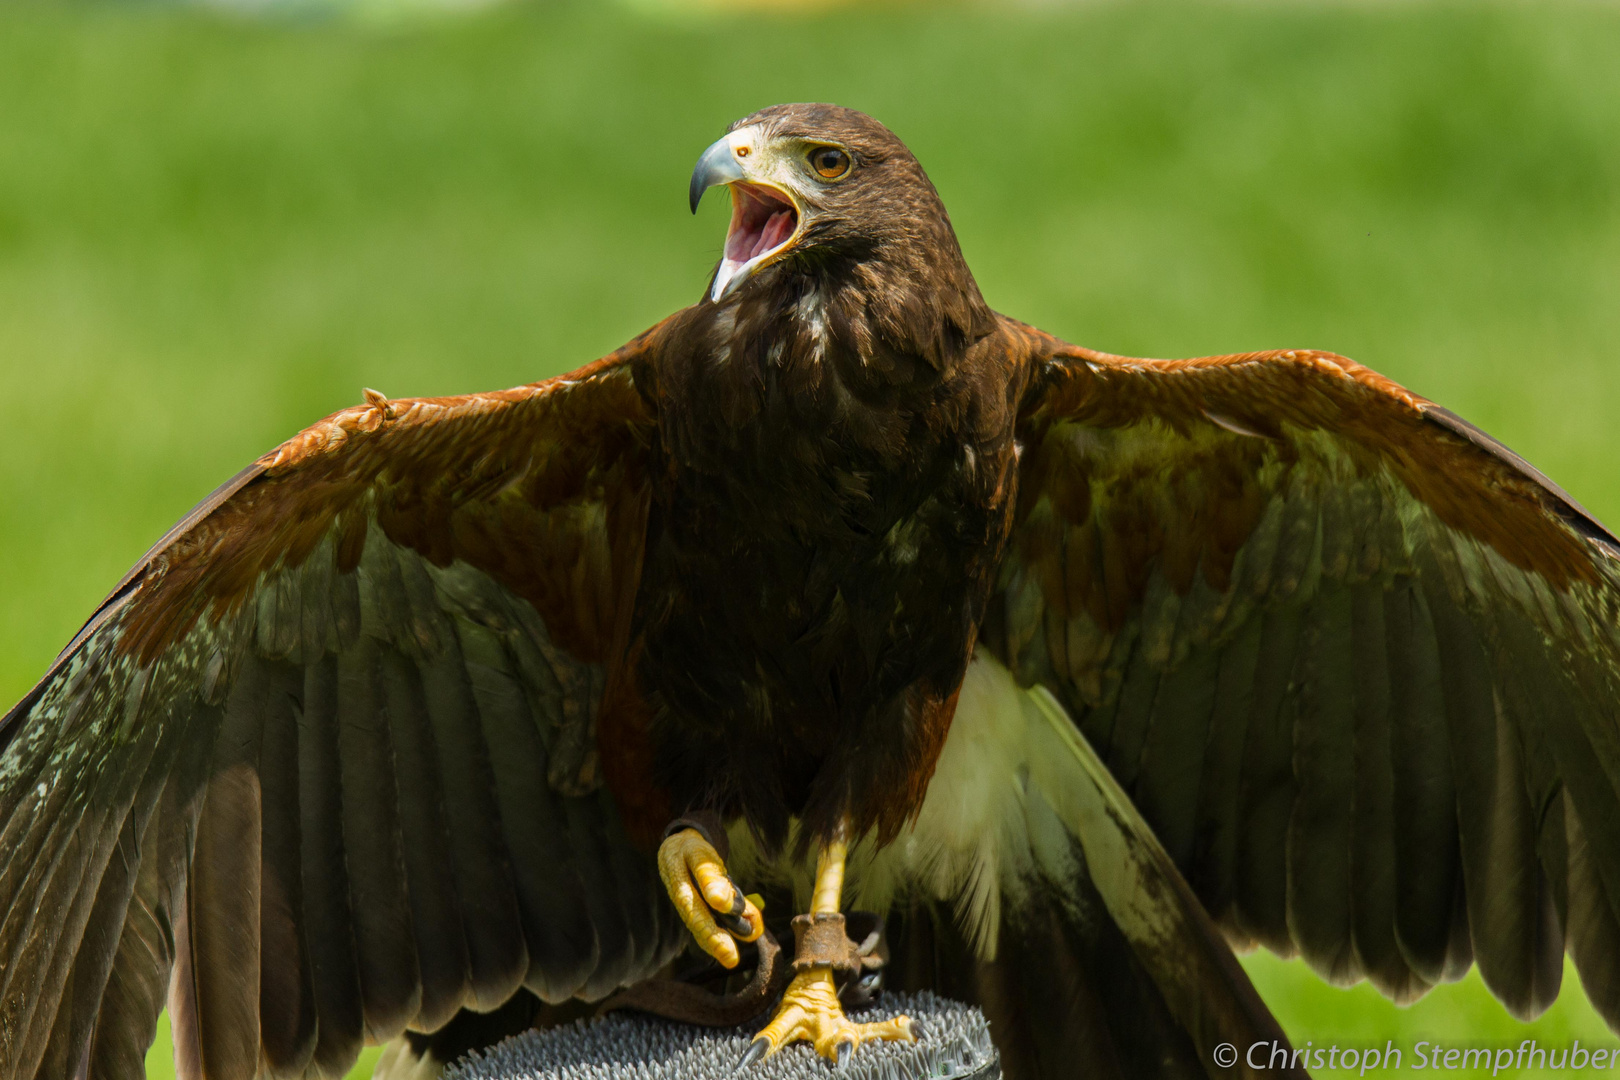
[689,136,744,214]
[689,133,803,302]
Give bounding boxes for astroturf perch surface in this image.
[0,1,1617,1077]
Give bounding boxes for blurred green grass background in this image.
[0,0,1617,1076]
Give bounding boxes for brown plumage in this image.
[5,102,1620,1079]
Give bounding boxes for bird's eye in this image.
[809,146,850,180]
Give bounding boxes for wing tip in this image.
[1421,405,1620,558]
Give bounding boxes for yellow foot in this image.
[657,827,765,969]
[741,968,915,1068]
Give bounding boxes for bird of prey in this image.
[4,102,1620,1080]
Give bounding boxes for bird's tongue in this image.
[748,210,794,261]
[712,184,798,300]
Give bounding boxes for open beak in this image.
[689,134,802,302]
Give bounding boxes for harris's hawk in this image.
[4,103,1620,1080]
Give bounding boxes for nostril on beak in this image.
[690,135,746,214]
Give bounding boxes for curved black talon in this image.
[714,879,754,937]
[738,1036,770,1070]
[908,1017,929,1041]
[716,909,754,937]
[834,1040,853,1070]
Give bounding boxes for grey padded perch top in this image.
[444,993,1000,1080]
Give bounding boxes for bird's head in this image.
[689,105,993,360]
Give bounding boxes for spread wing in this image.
[0,326,686,1080]
[978,332,1620,1033]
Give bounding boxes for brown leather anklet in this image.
[790,912,884,981]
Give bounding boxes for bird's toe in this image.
[744,968,914,1067]
[655,827,764,968]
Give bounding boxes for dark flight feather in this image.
[1565,796,1620,1031]
[36,816,139,1080]
[184,759,264,1079]
[252,656,318,1075]
[333,635,421,1040]
[1232,605,1302,956]
[451,610,601,1000]
[1346,581,1418,1000]
[1130,643,1219,871]
[1285,585,1358,984]
[375,642,471,1035]
[1188,613,1264,927]
[86,834,178,1080]
[296,651,367,1075]
[413,611,530,1011]
[1383,579,1462,985]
